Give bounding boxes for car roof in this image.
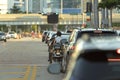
[74,28,116,32]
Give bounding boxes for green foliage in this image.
[31,25,37,32]
[99,0,120,9]
[10,5,21,14]
[58,25,65,31]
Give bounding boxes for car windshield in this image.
[61,34,70,40]
[9,32,15,34]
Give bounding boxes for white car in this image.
[6,33,11,39]
[8,31,18,39]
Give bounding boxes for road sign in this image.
[63,8,81,14]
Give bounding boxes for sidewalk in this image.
[8,37,42,41]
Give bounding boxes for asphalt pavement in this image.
[0,37,64,80]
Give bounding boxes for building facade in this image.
[0,0,8,14]
[40,0,81,14]
[0,0,25,14]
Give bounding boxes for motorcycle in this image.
[52,43,63,63]
[48,39,68,73]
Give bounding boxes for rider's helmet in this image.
[56,31,62,36]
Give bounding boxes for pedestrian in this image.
[31,31,35,39]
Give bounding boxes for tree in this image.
[10,5,21,14]
[99,0,120,28]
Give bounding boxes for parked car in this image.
[42,31,48,42]
[8,31,18,39]
[6,33,11,39]
[0,31,7,42]
[44,31,51,43]
[62,28,118,73]
[46,31,57,45]
[64,36,120,80]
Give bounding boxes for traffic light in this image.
[86,2,92,12]
[47,13,59,24]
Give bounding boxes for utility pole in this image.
[61,0,63,14]
[60,0,63,20]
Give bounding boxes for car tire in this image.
[66,53,70,70]
[61,56,67,73]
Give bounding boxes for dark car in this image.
[46,31,57,45]
[63,28,118,73]
[64,36,120,80]
[42,31,48,42]
[0,31,7,42]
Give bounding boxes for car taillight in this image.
[117,49,120,54]
[108,59,120,62]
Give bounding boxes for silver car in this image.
[0,31,7,42]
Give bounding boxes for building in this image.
[0,0,8,14]
[14,0,25,12]
[0,0,25,14]
[39,0,81,14]
[39,0,60,14]
[64,0,81,8]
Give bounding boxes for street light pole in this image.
[61,0,63,14]
[26,0,28,14]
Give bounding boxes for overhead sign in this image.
[63,8,81,14]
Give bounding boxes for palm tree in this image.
[10,5,21,14]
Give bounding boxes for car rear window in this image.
[9,32,15,34]
[77,31,117,40]
[76,51,120,79]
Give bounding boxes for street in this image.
[0,38,64,80]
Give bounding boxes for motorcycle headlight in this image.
[56,52,60,55]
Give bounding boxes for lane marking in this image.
[23,66,31,80]
[31,66,37,80]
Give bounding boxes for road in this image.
[0,38,64,80]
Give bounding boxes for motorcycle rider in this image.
[48,31,62,63]
[54,31,62,44]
